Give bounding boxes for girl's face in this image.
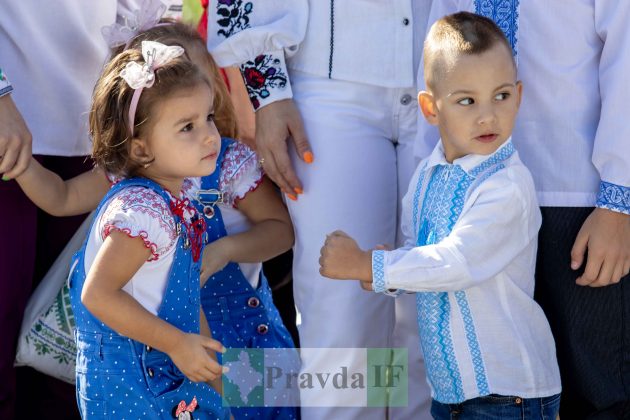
[138,81,220,194]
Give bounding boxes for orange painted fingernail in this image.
[303,151,314,164]
[287,193,297,201]
[294,187,303,195]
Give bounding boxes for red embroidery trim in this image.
[103,224,160,261]
[169,198,207,262]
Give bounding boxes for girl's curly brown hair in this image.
[89,48,211,177]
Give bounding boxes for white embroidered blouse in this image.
[84,142,263,315]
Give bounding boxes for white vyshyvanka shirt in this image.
[416,0,630,214]
[372,140,561,403]
[207,0,432,109]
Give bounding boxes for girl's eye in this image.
[181,123,194,132]
[495,92,510,101]
[207,113,215,122]
[457,97,474,106]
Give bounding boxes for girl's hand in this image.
[200,238,232,286]
[167,333,227,383]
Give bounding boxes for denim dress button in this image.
[147,367,154,378]
[247,297,260,308]
[257,324,269,335]
[145,345,152,352]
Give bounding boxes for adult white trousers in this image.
[288,70,432,420]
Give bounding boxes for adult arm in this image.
[207,1,311,197]
[570,0,630,287]
[0,70,32,180]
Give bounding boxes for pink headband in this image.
[120,41,185,136]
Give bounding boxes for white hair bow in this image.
[101,0,167,48]
[120,41,185,135]
[120,41,185,89]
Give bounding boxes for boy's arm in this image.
[200,176,293,284]
[570,1,630,287]
[322,173,538,293]
[15,158,109,216]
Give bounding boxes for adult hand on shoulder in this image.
[571,208,630,287]
[0,94,32,180]
[319,230,372,282]
[255,99,312,199]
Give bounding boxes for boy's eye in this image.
[181,123,194,132]
[495,92,510,101]
[457,97,474,106]
[207,113,215,122]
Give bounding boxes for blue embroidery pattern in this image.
[596,181,630,215]
[454,291,490,395]
[411,145,514,402]
[372,251,386,293]
[475,0,519,56]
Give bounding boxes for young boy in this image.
[319,12,561,419]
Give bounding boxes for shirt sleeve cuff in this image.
[596,181,630,215]
[0,68,13,97]
[372,250,404,296]
[240,50,292,111]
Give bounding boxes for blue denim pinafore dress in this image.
[68,177,230,419]
[196,138,299,418]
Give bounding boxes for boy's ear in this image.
[515,80,523,108]
[418,91,439,126]
[129,137,154,165]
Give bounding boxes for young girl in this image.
[16,22,298,419]
[67,40,229,418]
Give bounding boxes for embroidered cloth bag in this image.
[14,213,92,384]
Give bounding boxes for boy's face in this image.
[420,43,522,162]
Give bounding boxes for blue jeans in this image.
[430,394,560,420]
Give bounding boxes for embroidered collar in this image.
[425,138,515,177]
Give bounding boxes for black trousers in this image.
[535,207,630,419]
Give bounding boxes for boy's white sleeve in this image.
[207,0,308,110]
[372,170,541,293]
[592,0,630,215]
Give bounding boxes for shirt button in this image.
[402,17,410,26]
[257,324,269,335]
[400,94,412,105]
[247,297,260,308]
[147,367,154,378]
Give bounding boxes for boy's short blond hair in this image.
[424,11,515,91]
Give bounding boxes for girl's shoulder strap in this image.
[200,137,235,191]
